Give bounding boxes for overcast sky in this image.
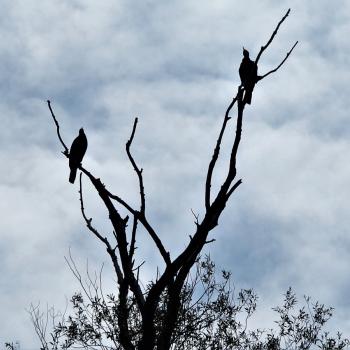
[1,0,350,348]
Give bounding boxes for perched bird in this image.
[69,128,88,184]
[239,48,258,104]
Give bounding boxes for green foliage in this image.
[30,256,349,350]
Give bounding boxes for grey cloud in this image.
[1,0,350,348]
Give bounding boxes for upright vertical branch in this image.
[125,117,171,266]
[228,88,244,180]
[129,214,138,260]
[205,91,239,210]
[126,117,145,214]
[255,8,291,64]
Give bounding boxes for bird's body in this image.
[69,128,88,184]
[239,49,257,104]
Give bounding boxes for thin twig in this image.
[65,250,95,304]
[79,173,109,244]
[79,173,124,282]
[227,179,243,199]
[255,8,291,64]
[190,208,200,226]
[47,100,69,156]
[126,118,146,214]
[257,41,298,81]
[132,260,145,272]
[204,238,216,245]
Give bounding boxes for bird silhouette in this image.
[239,48,257,104]
[69,128,88,184]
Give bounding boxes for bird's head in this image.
[243,47,250,58]
[79,128,85,135]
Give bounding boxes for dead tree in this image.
[46,9,297,350]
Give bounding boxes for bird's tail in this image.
[69,168,77,184]
[244,90,252,104]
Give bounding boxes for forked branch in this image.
[255,8,291,64]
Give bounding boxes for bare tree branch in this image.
[47,100,69,156]
[108,191,170,265]
[106,189,136,214]
[205,90,239,210]
[227,179,243,199]
[129,214,138,260]
[106,187,170,265]
[126,117,145,214]
[27,303,50,350]
[190,208,200,227]
[125,118,170,266]
[79,173,124,282]
[79,174,110,244]
[257,41,298,81]
[106,189,170,265]
[227,89,244,183]
[255,8,291,64]
[83,172,146,308]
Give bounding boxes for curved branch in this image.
[255,8,291,64]
[47,100,69,156]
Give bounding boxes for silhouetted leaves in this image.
[30,256,349,350]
